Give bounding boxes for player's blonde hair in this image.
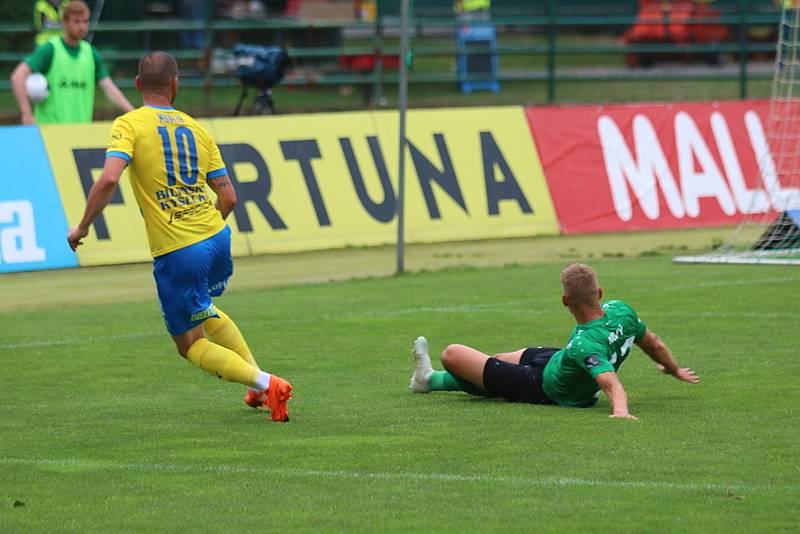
[560,263,599,305]
[62,1,90,21]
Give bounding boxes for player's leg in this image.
[440,344,492,392]
[154,227,291,421]
[179,326,291,422]
[492,349,526,364]
[176,324,291,420]
[411,339,559,404]
[439,345,553,397]
[203,235,258,368]
[410,337,478,394]
[199,228,254,359]
[203,307,268,408]
[410,337,486,395]
[425,348,524,394]
[481,347,560,404]
[204,308,257,367]
[175,323,271,390]
[428,369,484,395]
[203,226,292,414]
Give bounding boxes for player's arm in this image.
[10,62,35,125]
[67,156,128,251]
[635,330,699,384]
[594,371,637,420]
[98,77,134,113]
[208,174,237,220]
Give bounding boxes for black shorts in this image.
[482,346,559,405]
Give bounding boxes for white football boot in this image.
[409,336,434,393]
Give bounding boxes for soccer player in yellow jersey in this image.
[67,51,293,422]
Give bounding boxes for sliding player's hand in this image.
[67,226,88,251]
[609,412,638,420]
[672,367,699,384]
[657,364,699,384]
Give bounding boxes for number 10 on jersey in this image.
[157,126,199,186]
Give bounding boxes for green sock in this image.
[428,371,484,396]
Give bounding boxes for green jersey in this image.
[542,300,647,408]
[25,37,109,81]
[24,37,109,124]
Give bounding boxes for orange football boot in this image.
[265,376,293,422]
[244,389,266,409]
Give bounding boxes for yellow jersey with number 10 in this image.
[106,105,228,257]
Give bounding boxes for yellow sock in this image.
[186,338,259,387]
[204,308,259,369]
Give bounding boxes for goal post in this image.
[674,5,800,265]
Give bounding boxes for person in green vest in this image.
[34,0,70,46]
[409,263,699,419]
[10,0,133,125]
[454,0,491,21]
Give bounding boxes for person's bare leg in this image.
[439,345,528,393]
[440,344,493,390]
[411,340,526,395]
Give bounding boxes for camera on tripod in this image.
[233,44,291,116]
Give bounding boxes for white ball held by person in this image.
[26,73,49,103]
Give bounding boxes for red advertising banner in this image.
[526,100,792,233]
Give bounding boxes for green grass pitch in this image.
[1,236,798,531]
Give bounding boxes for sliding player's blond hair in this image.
[560,263,599,305]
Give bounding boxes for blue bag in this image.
[233,44,291,89]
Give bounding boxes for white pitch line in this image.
[336,304,526,317]
[665,275,800,290]
[1,302,793,350]
[3,274,798,350]
[0,332,157,349]
[0,457,795,494]
[0,306,514,350]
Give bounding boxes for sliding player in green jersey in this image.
[67,51,293,422]
[409,263,698,419]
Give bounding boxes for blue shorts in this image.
[153,226,233,335]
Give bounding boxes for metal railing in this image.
[0,6,783,107]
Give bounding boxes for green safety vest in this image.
[35,37,96,124]
[33,0,68,46]
[455,0,491,13]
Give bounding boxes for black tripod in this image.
[234,85,277,116]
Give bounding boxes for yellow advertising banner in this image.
[41,120,251,265]
[42,107,558,266]
[42,122,151,266]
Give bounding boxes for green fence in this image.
[0,1,784,117]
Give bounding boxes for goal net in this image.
[675,6,800,265]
